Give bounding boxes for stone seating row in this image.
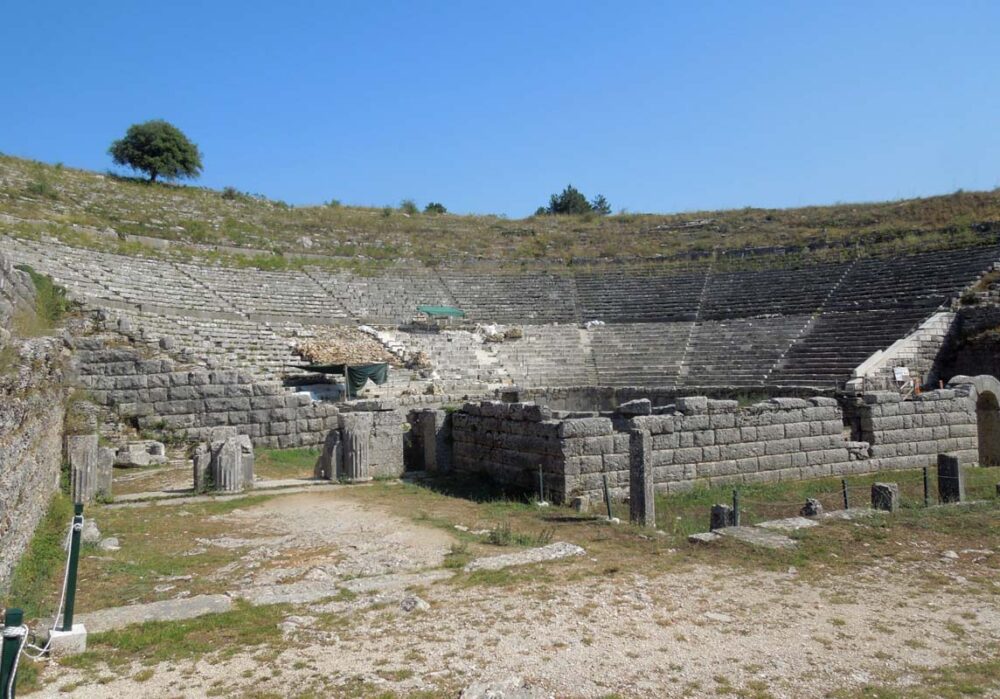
[5,236,996,326]
[177,263,342,321]
[575,270,707,322]
[308,269,454,324]
[490,325,597,387]
[769,308,934,387]
[680,315,808,387]
[439,272,581,324]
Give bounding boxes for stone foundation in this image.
[450,382,991,504]
[74,338,340,448]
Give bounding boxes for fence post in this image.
[537,465,545,503]
[937,453,965,504]
[841,479,850,510]
[923,466,930,507]
[1,608,24,699]
[602,473,613,519]
[62,503,84,632]
[732,489,741,527]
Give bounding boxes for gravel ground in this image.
[30,493,1000,698]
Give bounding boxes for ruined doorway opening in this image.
[976,390,1000,466]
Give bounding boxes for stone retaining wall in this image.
[846,388,978,470]
[451,387,986,504]
[514,385,829,413]
[74,338,339,448]
[0,253,35,335]
[451,402,569,499]
[0,386,65,590]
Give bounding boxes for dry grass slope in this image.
[2,154,1000,272]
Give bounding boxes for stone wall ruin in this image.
[444,380,991,505]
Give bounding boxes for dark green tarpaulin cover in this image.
[346,363,388,397]
[297,362,389,398]
[417,304,465,318]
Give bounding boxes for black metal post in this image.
[62,504,84,632]
[1,608,24,699]
[732,489,740,527]
[923,466,930,507]
[842,479,849,510]
[602,473,613,519]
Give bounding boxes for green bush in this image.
[538,185,612,216]
[400,199,419,215]
[4,494,74,620]
[13,264,72,335]
[424,202,447,215]
[25,178,58,199]
[108,119,203,183]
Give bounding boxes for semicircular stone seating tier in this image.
[3,234,998,390]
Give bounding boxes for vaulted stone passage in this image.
[976,390,1000,466]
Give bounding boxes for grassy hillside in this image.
[2,154,999,272]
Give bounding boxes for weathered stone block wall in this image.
[853,312,958,389]
[0,383,65,591]
[623,396,854,496]
[942,306,1000,380]
[341,403,407,477]
[74,339,339,448]
[451,397,858,503]
[847,389,978,469]
[515,385,828,413]
[451,401,569,499]
[0,253,35,336]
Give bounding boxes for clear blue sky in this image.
[3,1,1000,216]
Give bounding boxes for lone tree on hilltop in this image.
[108,120,203,183]
[537,184,611,216]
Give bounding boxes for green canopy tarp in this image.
[417,304,465,318]
[297,362,389,398]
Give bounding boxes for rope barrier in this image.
[3,625,26,699]
[1,510,80,692]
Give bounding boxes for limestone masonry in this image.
[446,380,983,504]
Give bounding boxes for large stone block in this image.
[629,429,655,528]
[115,440,167,468]
[557,418,613,439]
[67,434,98,504]
[871,482,899,512]
[339,412,374,482]
[937,453,965,503]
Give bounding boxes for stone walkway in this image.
[687,507,877,549]
[105,480,352,509]
[72,544,583,633]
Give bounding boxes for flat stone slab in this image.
[461,676,553,699]
[108,481,351,508]
[688,532,722,544]
[464,542,585,572]
[233,580,341,606]
[755,516,818,532]
[75,594,233,633]
[236,570,454,606]
[341,570,453,595]
[717,526,797,550]
[817,507,875,521]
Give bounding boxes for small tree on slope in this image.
[108,120,203,183]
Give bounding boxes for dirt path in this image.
[29,489,1000,698]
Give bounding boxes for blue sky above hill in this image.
[3,1,1000,216]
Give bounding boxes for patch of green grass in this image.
[443,541,472,569]
[3,493,74,620]
[835,644,1000,698]
[60,600,287,671]
[254,447,320,479]
[13,264,73,335]
[7,154,1000,272]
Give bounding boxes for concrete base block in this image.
[48,624,87,656]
